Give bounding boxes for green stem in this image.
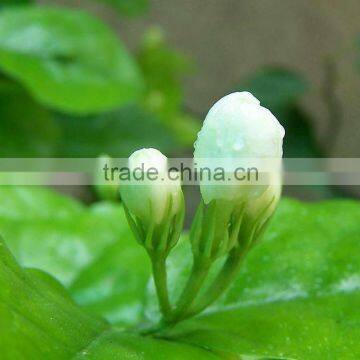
[170,259,211,322]
[183,248,247,320]
[150,253,172,320]
[138,319,170,336]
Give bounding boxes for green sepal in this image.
[123,203,144,245]
[239,195,277,250]
[190,199,239,261]
[123,192,185,257]
[144,221,155,250]
[155,195,174,253]
[227,203,246,251]
[169,193,186,249]
[201,201,217,259]
[189,201,204,254]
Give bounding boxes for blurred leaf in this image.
[149,199,360,359]
[55,104,180,157]
[0,79,58,157]
[138,27,200,146]
[241,67,307,109]
[0,237,216,359]
[94,0,149,17]
[138,27,191,116]
[0,7,144,114]
[0,0,32,7]
[170,113,201,147]
[275,107,321,158]
[0,186,150,326]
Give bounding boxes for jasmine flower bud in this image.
[120,148,184,253]
[241,171,282,247]
[120,148,180,224]
[194,91,285,204]
[191,92,284,259]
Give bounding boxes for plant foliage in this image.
[0,187,359,358]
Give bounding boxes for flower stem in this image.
[170,259,211,322]
[150,253,172,320]
[181,248,247,320]
[138,319,170,336]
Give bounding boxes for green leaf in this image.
[0,79,58,157]
[275,107,321,158]
[138,27,200,146]
[55,104,180,157]
[0,186,150,326]
[0,7,144,114]
[173,292,359,359]
[1,186,359,358]
[240,67,307,109]
[72,331,218,359]
[138,27,191,116]
[95,0,149,17]
[160,199,360,359]
[0,0,32,7]
[0,237,107,359]
[0,237,218,359]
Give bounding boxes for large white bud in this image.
[194,92,285,204]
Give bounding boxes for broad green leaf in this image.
[72,331,218,359]
[0,237,107,359]
[94,0,149,17]
[172,292,359,359]
[1,185,359,358]
[0,7,144,114]
[158,199,360,359]
[0,186,82,219]
[0,237,219,359]
[0,186,150,326]
[55,105,180,157]
[0,79,58,157]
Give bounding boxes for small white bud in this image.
[120,148,182,225]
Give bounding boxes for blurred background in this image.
[1,0,359,209]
